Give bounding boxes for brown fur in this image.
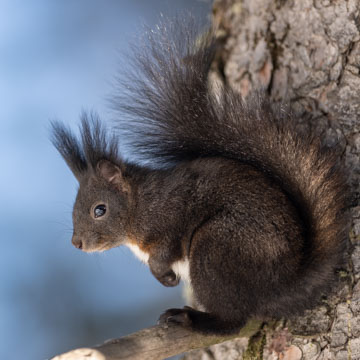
[51,16,350,335]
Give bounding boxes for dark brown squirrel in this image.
[51,17,350,335]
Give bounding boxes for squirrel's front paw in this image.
[159,270,179,287]
[158,306,193,326]
[149,258,180,287]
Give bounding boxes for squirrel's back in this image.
[113,16,350,308]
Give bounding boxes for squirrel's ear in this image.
[97,160,129,192]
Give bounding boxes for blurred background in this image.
[0,1,211,359]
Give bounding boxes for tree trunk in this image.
[52,2,360,359]
[182,0,360,359]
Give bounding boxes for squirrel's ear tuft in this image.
[51,120,87,181]
[97,160,128,191]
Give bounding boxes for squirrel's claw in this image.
[158,307,193,326]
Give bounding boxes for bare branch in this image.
[51,321,261,360]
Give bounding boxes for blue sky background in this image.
[0,1,210,359]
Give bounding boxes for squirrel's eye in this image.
[94,204,106,218]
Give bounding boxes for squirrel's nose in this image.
[72,235,83,250]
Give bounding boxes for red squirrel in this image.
[51,17,350,335]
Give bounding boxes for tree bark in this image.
[183,0,360,359]
[51,322,259,360]
[52,1,360,359]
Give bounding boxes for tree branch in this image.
[51,321,261,360]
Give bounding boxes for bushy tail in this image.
[113,16,350,298]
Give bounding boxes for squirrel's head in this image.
[71,159,130,252]
[51,113,130,252]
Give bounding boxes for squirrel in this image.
[51,17,350,335]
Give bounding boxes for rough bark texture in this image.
[182,0,360,359]
[52,1,359,359]
[51,322,260,360]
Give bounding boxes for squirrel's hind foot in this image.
[158,306,193,326]
[158,306,244,335]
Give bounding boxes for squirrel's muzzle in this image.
[72,235,83,250]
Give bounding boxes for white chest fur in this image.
[125,243,149,264]
[125,243,190,283]
[171,258,191,283]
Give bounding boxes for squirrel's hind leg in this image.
[158,306,245,335]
